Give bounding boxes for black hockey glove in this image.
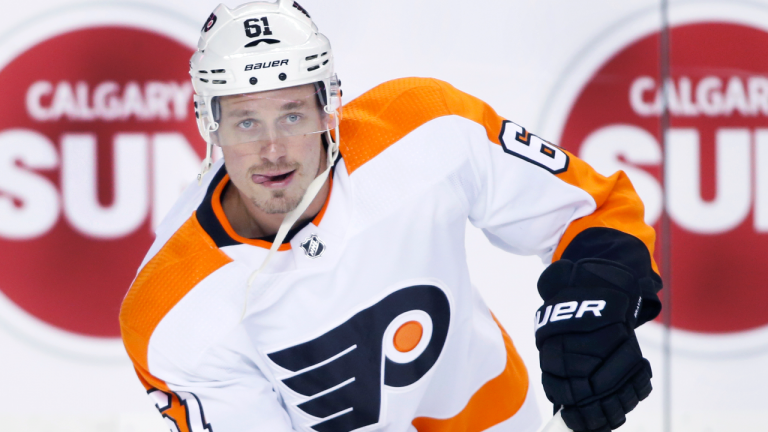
[534,258,654,432]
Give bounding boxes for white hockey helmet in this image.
[190,0,341,180]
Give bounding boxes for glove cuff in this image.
[535,259,644,349]
[538,258,641,300]
[559,227,664,328]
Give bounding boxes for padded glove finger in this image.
[590,338,645,394]
[560,405,586,431]
[616,381,639,413]
[580,401,609,431]
[631,363,653,401]
[540,334,606,378]
[563,324,629,359]
[542,372,576,405]
[562,394,627,432]
[562,402,611,432]
[600,395,626,429]
[540,335,566,377]
[589,367,652,430]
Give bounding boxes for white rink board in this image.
[1,0,767,431]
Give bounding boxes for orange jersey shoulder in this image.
[339,77,505,174]
[119,214,232,391]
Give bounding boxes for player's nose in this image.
[259,131,287,163]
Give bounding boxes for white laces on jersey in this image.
[241,125,340,320]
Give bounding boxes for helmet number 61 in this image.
[244,17,273,37]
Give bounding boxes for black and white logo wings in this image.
[266,285,451,432]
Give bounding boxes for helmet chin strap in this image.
[241,124,340,320]
[198,122,219,185]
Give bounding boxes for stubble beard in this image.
[255,188,304,214]
[246,141,325,215]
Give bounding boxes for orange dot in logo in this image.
[394,321,423,353]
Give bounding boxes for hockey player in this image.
[120,2,662,432]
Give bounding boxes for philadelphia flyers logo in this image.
[267,285,451,432]
[202,13,217,33]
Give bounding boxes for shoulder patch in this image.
[339,78,506,174]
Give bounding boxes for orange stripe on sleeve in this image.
[412,314,529,432]
[339,77,656,271]
[552,151,659,273]
[433,79,505,146]
[339,78,505,174]
[120,213,233,430]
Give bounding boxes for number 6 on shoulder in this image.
[499,121,570,174]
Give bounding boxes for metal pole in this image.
[659,0,673,431]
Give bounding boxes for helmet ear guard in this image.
[326,74,342,115]
[192,94,220,184]
[314,74,342,116]
[193,94,215,143]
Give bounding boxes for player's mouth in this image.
[252,169,296,188]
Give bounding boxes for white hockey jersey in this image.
[120,78,657,432]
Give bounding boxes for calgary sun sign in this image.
[542,1,768,353]
[0,4,205,358]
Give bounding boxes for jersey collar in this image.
[195,164,333,250]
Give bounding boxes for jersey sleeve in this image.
[464,119,656,265]
[433,80,662,324]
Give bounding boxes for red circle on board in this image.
[559,23,768,333]
[0,27,201,337]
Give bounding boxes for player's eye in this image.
[285,114,302,124]
[237,119,255,129]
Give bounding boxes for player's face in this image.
[215,84,329,214]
